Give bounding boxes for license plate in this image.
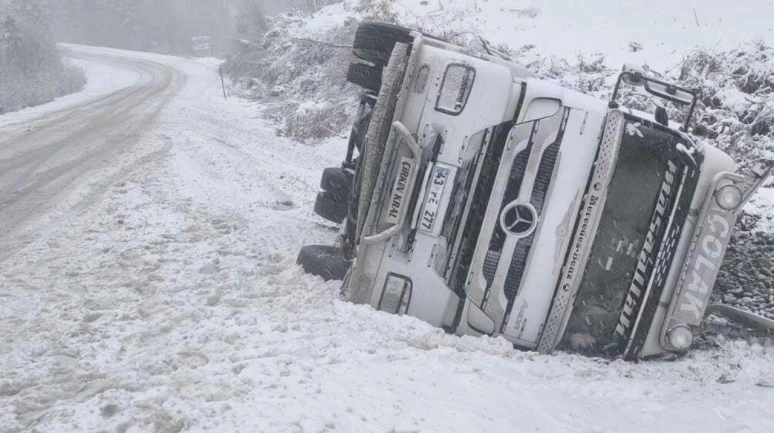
[418,165,451,234]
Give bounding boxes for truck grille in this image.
[502,140,562,301]
[483,149,529,284]
[480,109,570,323]
[453,107,571,331]
[451,122,512,295]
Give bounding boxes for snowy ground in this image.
[1,44,773,433]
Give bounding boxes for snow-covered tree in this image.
[0,0,85,113]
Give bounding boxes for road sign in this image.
[191,36,212,54]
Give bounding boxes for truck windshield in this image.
[563,115,699,355]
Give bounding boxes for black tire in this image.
[350,95,374,153]
[320,167,351,200]
[314,191,348,223]
[297,245,351,281]
[346,63,382,92]
[353,22,413,67]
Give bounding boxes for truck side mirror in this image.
[644,81,695,106]
[621,64,646,87]
[609,66,699,132]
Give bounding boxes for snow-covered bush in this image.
[676,43,774,165]
[354,0,397,22]
[224,11,360,142]
[0,0,86,114]
[58,62,87,96]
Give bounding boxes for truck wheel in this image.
[297,245,351,281]
[347,63,382,92]
[314,191,348,223]
[353,22,413,67]
[320,167,352,200]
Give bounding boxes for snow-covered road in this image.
[1,46,773,433]
[0,46,186,262]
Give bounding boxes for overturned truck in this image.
[298,22,773,360]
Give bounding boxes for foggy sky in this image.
[2,0,338,56]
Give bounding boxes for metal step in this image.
[706,304,774,333]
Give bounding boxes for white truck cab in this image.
[298,22,772,360]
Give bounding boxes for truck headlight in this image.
[715,185,743,210]
[667,325,694,351]
[378,274,412,315]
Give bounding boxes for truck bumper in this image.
[659,162,772,352]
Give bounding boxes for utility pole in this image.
[220,66,227,101]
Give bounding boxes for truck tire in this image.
[347,63,382,93]
[297,245,351,281]
[314,191,348,223]
[320,167,352,201]
[353,22,413,67]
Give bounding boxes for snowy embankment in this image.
[1,42,773,433]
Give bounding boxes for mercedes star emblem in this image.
[500,201,538,238]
